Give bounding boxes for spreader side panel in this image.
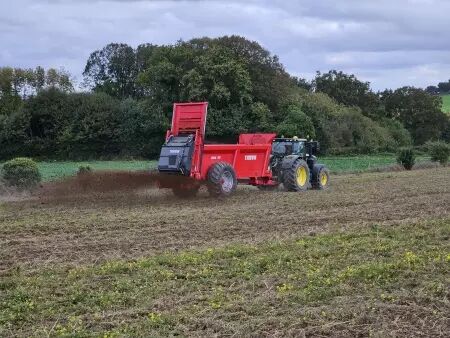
[200,144,272,180]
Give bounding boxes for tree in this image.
[314,70,381,119]
[245,102,272,132]
[276,105,315,139]
[437,80,450,93]
[425,85,440,95]
[180,46,252,109]
[118,98,168,158]
[187,36,296,118]
[293,77,312,91]
[381,87,448,144]
[58,92,122,157]
[83,43,138,99]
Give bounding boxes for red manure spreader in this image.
[157,102,330,197]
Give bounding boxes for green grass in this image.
[36,160,157,182]
[441,94,450,114]
[37,157,402,181]
[321,155,429,173]
[0,155,430,182]
[1,219,448,337]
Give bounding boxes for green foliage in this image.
[380,118,413,148]
[1,157,41,190]
[83,43,139,99]
[437,80,450,93]
[58,92,123,158]
[323,107,396,154]
[441,94,450,114]
[118,98,168,158]
[276,105,315,138]
[314,70,380,118]
[396,148,415,170]
[2,36,449,159]
[35,161,156,182]
[246,102,272,132]
[427,141,450,165]
[0,66,73,101]
[77,165,92,175]
[381,87,448,144]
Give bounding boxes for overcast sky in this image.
[1,0,450,90]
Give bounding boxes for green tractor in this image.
[263,137,330,191]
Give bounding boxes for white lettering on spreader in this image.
[169,149,180,154]
[245,155,257,160]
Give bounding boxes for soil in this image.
[1,167,449,272]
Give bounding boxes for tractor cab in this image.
[271,137,319,158]
[271,137,307,157]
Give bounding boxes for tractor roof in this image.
[273,137,307,142]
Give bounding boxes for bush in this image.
[1,157,41,190]
[427,141,450,165]
[276,105,315,138]
[322,107,396,154]
[397,148,415,170]
[77,165,93,175]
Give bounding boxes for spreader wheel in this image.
[172,186,200,198]
[207,162,237,197]
[283,159,310,192]
[312,165,330,190]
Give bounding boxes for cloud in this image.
[1,0,449,90]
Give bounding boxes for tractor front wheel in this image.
[207,162,237,197]
[283,159,310,192]
[311,165,330,190]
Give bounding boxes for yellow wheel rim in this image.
[296,166,307,186]
[320,171,328,186]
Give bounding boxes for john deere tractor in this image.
[263,137,330,191]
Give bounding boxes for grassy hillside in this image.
[442,94,450,114]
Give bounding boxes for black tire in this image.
[207,162,237,197]
[283,159,310,192]
[311,165,330,190]
[172,186,199,198]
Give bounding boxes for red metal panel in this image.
[171,102,208,137]
[200,144,272,180]
[239,133,277,145]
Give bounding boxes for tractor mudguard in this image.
[281,155,301,169]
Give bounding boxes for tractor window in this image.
[272,141,305,155]
[292,142,305,155]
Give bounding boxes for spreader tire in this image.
[283,159,310,192]
[311,165,330,190]
[207,162,237,197]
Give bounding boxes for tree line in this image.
[0,36,449,160]
[426,79,450,95]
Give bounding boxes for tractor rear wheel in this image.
[172,186,200,198]
[311,165,330,190]
[207,162,237,197]
[283,159,310,192]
